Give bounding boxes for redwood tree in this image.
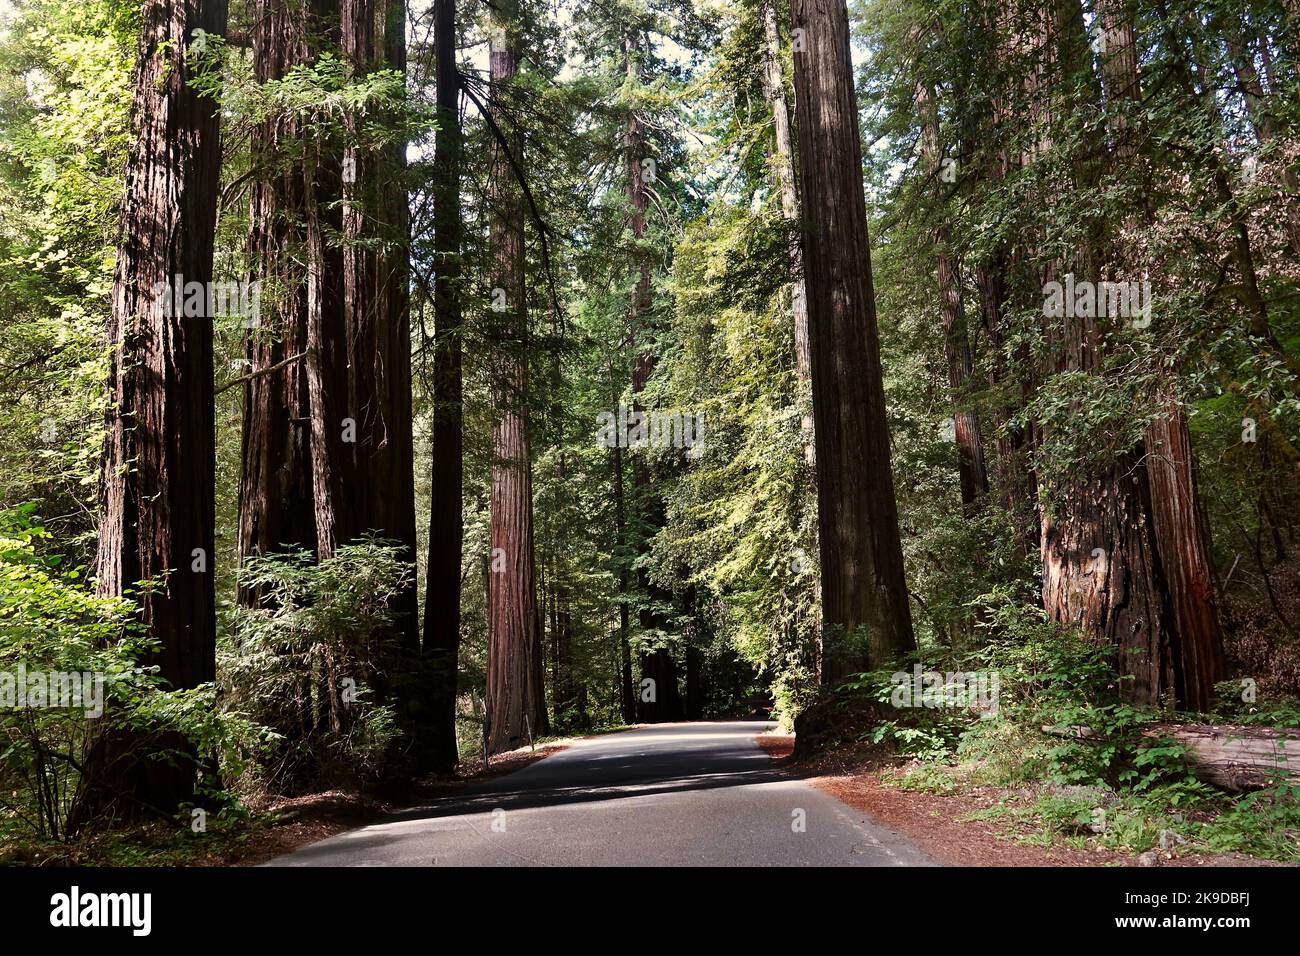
[88,0,227,817]
[1096,0,1224,708]
[1036,0,1184,709]
[239,0,319,590]
[422,0,465,770]
[789,0,916,680]
[335,0,419,650]
[485,6,548,752]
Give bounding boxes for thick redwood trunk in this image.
[88,0,227,818]
[485,19,547,753]
[421,0,464,771]
[789,0,915,680]
[1034,0,1197,709]
[239,0,318,594]
[486,396,546,751]
[1035,3,1171,703]
[1039,438,1176,706]
[335,0,419,651]
[1097,0,1225,709]
[1145,409,1225,707]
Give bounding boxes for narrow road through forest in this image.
[267,721,937,866]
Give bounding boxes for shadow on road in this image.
[283,722,788,862]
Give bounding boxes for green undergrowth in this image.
[0,805,278,867]
[811,599,1300,862]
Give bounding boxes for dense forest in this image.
[1,0,1298,865]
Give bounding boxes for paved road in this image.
[268,721,936,867]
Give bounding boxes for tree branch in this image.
[215,351,306,396]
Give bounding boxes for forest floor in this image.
[756,732,1292,867]
[3,736,589,867]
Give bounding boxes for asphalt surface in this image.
[267,720,937,867]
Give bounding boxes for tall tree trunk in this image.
[611,435,636,723]
[239,0,319,599]
[1145,413,1226,707]
[550,576,577,725]
[303,18,351,583]
[334,0,419,652]
[1097,0,1225,710]
[302,0,419,606]
[1038,443,1177,707]
[549,577,584,729]
[485,12,547,752]
[1035,0,1183,708]
[85,0,227,820]
[547,447,585,729]
[789,0,915,680]
[421,0,464,771]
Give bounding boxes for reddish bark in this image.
[239,0,319,589]
[89,0,227,817]
[335,0,419,650]
[789,0,916,680]
[1097,0,1224,709]
[485,16,548,752]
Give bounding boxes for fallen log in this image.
[1042,723,1297,792]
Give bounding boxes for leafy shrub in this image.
[0,505,268,839]
[838,668,976,759]
[967,592,1192,789]
[0,505,145,838]
[220,537,413,792]
[769,658,818,730]
[876,592,1208,793]
[1199,782,1300,859]
[1210,678,1300,728]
